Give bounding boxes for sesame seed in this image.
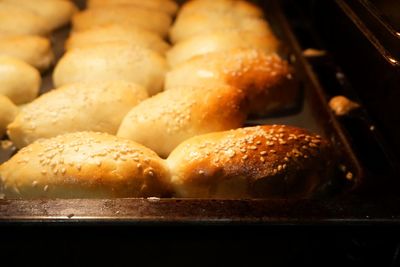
[260,151,267,155]
[249,146,257,150]
[270,150,276,153]
[44,185,49,192]
[32,181,38,187]
[278,165,282,171]
[242,155,248,160]
[198,170,205,175]
[260,157,265,163]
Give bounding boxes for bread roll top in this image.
[66,24,170,54]
[0,56,41,104]
[117,84,248,157]
[0,132,172,199]
[167,125,334,198]
[87,0,178,16]
[166,49,296,116]
[72,6,172,37]
[7,80,148,148]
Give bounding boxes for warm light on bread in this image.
[8,81,148,148]
[0,132,172,198]
[0,57,41,104]
[167,125,333,198]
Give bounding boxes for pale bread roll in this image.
[7,81,148,148]
[0,95,19,137]
[0,57,41,104]
[0,3,51,37]
[65,24,170,54]
[0,35,54,71]
[170,15,272,44]
[167,125,333,198]
[166,49,296,116]
[177,0,263,19]
[0,132,172,198]
[167,30,279,67]
[117,85,248,158]
[2,0,77,31]
[87,0,178,16]
[53,42,167,95]
[72,6,172,37]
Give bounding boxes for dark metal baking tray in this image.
[0,0,398,224]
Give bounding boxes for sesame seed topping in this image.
[260,157,265,163]
[242,155,248,160]
[249,146,257,150]
[260,151,267,155]
[44,185,49,192]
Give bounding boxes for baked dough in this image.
[0,3,51,36]
[0,94,19,137]
[166,30,279,67]
[53,42,167,95]
[66,24,170,54]
[170,0,268,43]
[0,57,41,104]
[177,0,263,19]
[0,35,54,71]
[72,6,172,37]
[7,81,148,148]
[167,125,333,198]
[117,85,248,157]
[0,132,172,198]
[87,0,178,16]
[2,0,77,31]
[165,49,296,116]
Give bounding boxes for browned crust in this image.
[167,125,334,198]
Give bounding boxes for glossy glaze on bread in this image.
[166,49,296,116]
[167,125,333,198]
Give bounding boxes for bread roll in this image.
[166,49,297,116]
[72,6,172,37]
[0,35,54,71]
[0,132,172,198]
[170,0,269,44]
[53,42,167,95]
[117,85,248,157]
[87,0,178,16]
[0,57,41,104]
[177,0,263,19]
[167,30,279,67]
[66,24,170,54]
[2,0,77,31]
[0,95,18,137]
[8,81,148,148]
[167,125,333,198]
[0,3,51,37]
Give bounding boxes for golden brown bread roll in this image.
[0,3,51,37]
[87,0,178,16]
[53,42,167,95]
[2,0,77,31]
[117,85,248,158]
[7,81,148,148]
[0,35,54,71]
[72,6,172,37]
[0,94,19,137]
[166,49,297,116]
[167,125,333,198]
[65,24,170,54]
[0,132,172,198]
[167,30,279,67]
[0,57,41,104]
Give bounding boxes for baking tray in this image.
[0,0,398,225]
